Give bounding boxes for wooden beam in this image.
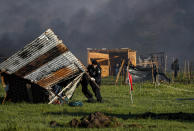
[115,60,125,86]
[48,73,83,104]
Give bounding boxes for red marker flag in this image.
[128,72,133,91]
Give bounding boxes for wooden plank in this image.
[48,89,67,104]
[88,52,109,59]
[115,60,125,85]
[88,48,135,53]
[88,52,109,64]
[101,65,109,77]
[15,44,68,77]
[128,51,136,66]
[165,55,167,74]
[48,73,83,104]
[188,61,190,82]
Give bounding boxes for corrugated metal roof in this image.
[0,29,85,89]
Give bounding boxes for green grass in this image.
[0,82,194,130]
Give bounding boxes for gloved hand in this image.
[90,77,95,82]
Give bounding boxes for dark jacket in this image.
[87,64,101,84]
[171,61,179,71]
[153,64,158,75]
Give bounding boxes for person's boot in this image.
[97,99,103,103]
[87,98,95,103]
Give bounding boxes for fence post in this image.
[172,57,174,83]
[188,61,190,83]
[165,55,167,74]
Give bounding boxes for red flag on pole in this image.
[127,65,134,104]
[128,72,133,91]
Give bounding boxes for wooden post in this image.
[165,55,167,74]
[120,68,122,86]
[188,61,190,83]
[152,62,154,84]
[190,62,193,79]
[125,64,129,84]
[184,60,187,79]
[156,63,159,87]
[121,64,125,85]
[108,57,110,76]
[172,57,174,83]
[115,60,125,86]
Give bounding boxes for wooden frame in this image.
[48,73,84,104]
[87,48,136,77]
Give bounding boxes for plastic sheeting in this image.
[128,66,170,83]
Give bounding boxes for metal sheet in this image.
[0,29,85,88]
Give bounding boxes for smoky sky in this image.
[0,0,194,67]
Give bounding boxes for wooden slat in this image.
[88,52,109,59]
[87,48,135,53]
[101,65,109,77]
[88,52,109,64]
[15,44,68,77]
[128,51,136,66]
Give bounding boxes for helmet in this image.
[91,59,98,65]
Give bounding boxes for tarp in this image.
[128,66,170,83]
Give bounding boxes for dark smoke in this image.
[0,0,194,68]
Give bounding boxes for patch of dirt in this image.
[69,112,122,128]
[49,112,145,128]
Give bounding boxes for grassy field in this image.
[0,82,194,131]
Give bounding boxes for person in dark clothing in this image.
[171,59,179,78]
[115,63,119,76]
[152,64,158,84]
[81,60,102,103]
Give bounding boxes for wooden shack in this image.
[0,29,85,104]
[87,48,136,77]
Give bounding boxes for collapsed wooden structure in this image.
[0,29,86,104]
[87,48,136,77]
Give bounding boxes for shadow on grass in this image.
[44,111,194,122]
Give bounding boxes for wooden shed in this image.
[0,29,85,104]
[87,48,136,77]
